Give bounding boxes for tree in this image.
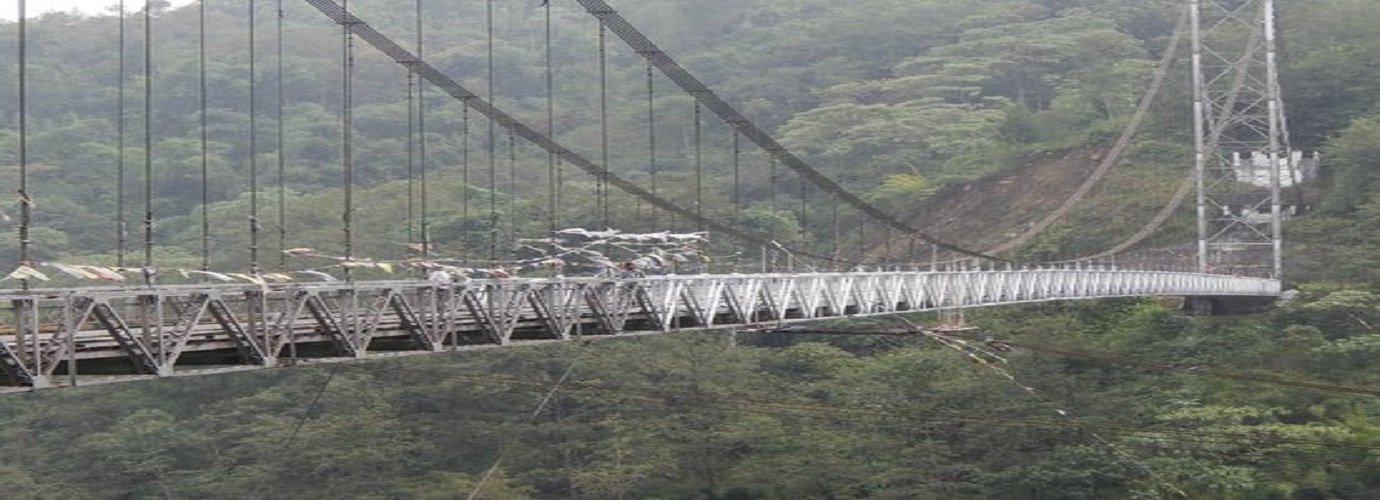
[1318,114,1380,214]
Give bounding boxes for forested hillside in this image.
[3,0,1380,498]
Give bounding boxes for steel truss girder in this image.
[0,270,1278,387]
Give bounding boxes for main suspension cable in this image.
[301,0,860,265]
[986,5,1189,258]
[1068,5,1257,264]
[573,0,1004,262]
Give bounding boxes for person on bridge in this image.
[617,261,643,279]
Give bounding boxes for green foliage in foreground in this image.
[4,292,1380,499]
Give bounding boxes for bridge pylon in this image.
[1191,0,1308,279]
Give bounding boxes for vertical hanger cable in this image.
[117,0,127,268]
[276,0,287,270]
[417,0,430,261]
[645,60,657,229]
[597,20,609,232]
[800,181,809,252]
[199,0,210,272]
[142,0,155,283]
[732,132,741,268]
[545,0,557,236]
[831,195,840,266]
[767,155,778,270]
[694,102,703,232]
[406,72,416,254]
[486,0,498,263]
[249,0,261,275]
[341,0,355,277]
[18,0,30,289]
[507,130,517,250]
[461,102,470,260]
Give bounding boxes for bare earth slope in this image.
[879,142,1195,263]
[907,146,1106,253]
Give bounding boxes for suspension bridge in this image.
[0,0,1296,388]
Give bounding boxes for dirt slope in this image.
[904,146,1108,254]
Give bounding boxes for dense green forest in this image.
[3,0,1380,498]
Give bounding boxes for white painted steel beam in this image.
[0,270,1279,387]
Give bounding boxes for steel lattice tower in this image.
[1192,0,1291,278]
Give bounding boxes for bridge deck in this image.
[0,269,1278,388]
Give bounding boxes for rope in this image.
[903,317,1188,497]
[338,360,1380,470]
[281,365,339,453]
[467,359,578,499]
